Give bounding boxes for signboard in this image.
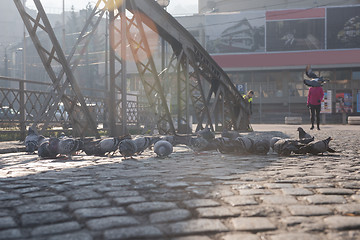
[335,92,353,113]
[321,90,332,113]
[357,91,360,113]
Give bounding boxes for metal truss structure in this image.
[14,0,250,137]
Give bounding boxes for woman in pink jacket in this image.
[307,86,324,130]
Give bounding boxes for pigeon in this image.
[270,137,282,150]
[98,137,122,156]
[272,138,306,156]
[304,65,328,87]
[298,137,336,155]
[154,140,173,158]
[24,127,42,154]
[38,138,58,159]
[57,137,84,160]
[134,136,161,155]
[188,136,217,152]
[119,139,137,159]
[221,129,241,140]
[297,127,313,139]
[214,137,244,154]
[195,127,215,141]
[82,138,102,156]
[251,139,270,155]
[235,136,255,153]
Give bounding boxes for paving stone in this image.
[352,195,360,202]
[104,226,163,239]
[128,201,177,214]
[113,196,146,205]
[165,182,189,188]
[13,186,41,194]
[31,221,81,236]
[326,231,360,240]
[259,195,298,205]
[230,217,277,231]
[21,211,72,226]
[304,195,347,204]
[0,217,17,229]
[16,203,65,214]
[335,204,360,215]
[74,207,127,219]
[221,233,260,240]
[65,189,103,200]
[149,209,191,223]
[68,199,111,210]
[237,189,273,195]
[168,219,228,235]
[264,183,294,189]
[0,229,22,239]
[316,188,354,195]
[33,195,68,203]
[183,199,221,208]
[269,233,322,240]
[104,190,139,197]
[48,231,93,240]
[324,216,360,230]
[196,206,241,218]
[221,196,258,206]
[172,236,212,240]
[287,205,332,216]
[0,193,20,201]
[281,188,313,196]
[86,216,139,230]
[280,217,309,227]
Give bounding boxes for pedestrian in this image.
[243,90,254,131]
[307,86,324,130]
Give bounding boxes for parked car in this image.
[0,106,19,120]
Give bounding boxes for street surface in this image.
[0,124,360,240]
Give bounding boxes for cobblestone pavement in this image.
[0,124,360,240]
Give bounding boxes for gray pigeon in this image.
[272,138,305,156]
[297,127,312,139]
[304,65,328,87]
[134,136,161,155]
[270,137,282,150]
[195,127,215,141]
[298,137,336,155]
[99,137,121,156]
[82,139,102,156]
[57,137,84,160]
[251,139,270,155]
[38,138,58,159]
[235,136,255,153]
[221,129,241,140]
[188,136,217,152]
[119,139,137,159]
[154,140,173,158]
[214,137,245,154]
[24,127,42,154]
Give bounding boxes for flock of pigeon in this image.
[24,126,336,160]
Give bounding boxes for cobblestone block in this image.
[165,182,189,188]
[269,233,322,240]
[16,203,65,214]
[304,195,347,204]
[104,226,163,239]
[335,204,360,215]
[0,193,20,201]
[230,217,277,231]
[324,216,360,230]
[281,188,313,196]
[264,183,294,189]
[13,187,41,194]
[259,195,298,205]
[352,195,360,202]
[86,216,139,230]
[0,217,17,229]
[280,217,309,227]
[221,196,258,206]
[48,231,93,240]
[68,199,111,210]
[74,207,127,219]
[65,189,103,200]
[33,195,68,203]
[31,221,81,237]
[168,219,228,235]
[183,199,221,208]
[113,196,146,205]
[316,188,354,195]
[172,236,212,240]
[237,189,273,195]
[149,209,191,223]
[287,205,332,216]
[196,206,241,218]
[104,190,139,197]
[221,233,260,240]
[128,201,177,214]
[0,229,22,239]
[21,211,71,226]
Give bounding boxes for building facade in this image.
[178,2,360,123]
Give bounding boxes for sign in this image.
[335,92,353,113]
[321,90,332,113]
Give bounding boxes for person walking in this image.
[243,90,254,131]
[307,86,324,130]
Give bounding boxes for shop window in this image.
[352,71,360,80]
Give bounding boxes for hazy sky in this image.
[26,0,198,16]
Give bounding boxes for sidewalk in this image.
[0,124,359,239]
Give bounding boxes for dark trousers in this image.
[309,104,321,127]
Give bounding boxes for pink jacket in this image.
[307,87,324,106]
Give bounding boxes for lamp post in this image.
[157,0,170,72]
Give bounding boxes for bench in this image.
[285,116,302,125]
[348,116,360,125]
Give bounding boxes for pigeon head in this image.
[26,141,37,153]
[48,137,60,153]
[270,137,282,149]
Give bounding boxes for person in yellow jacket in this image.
[243,90,254,115]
